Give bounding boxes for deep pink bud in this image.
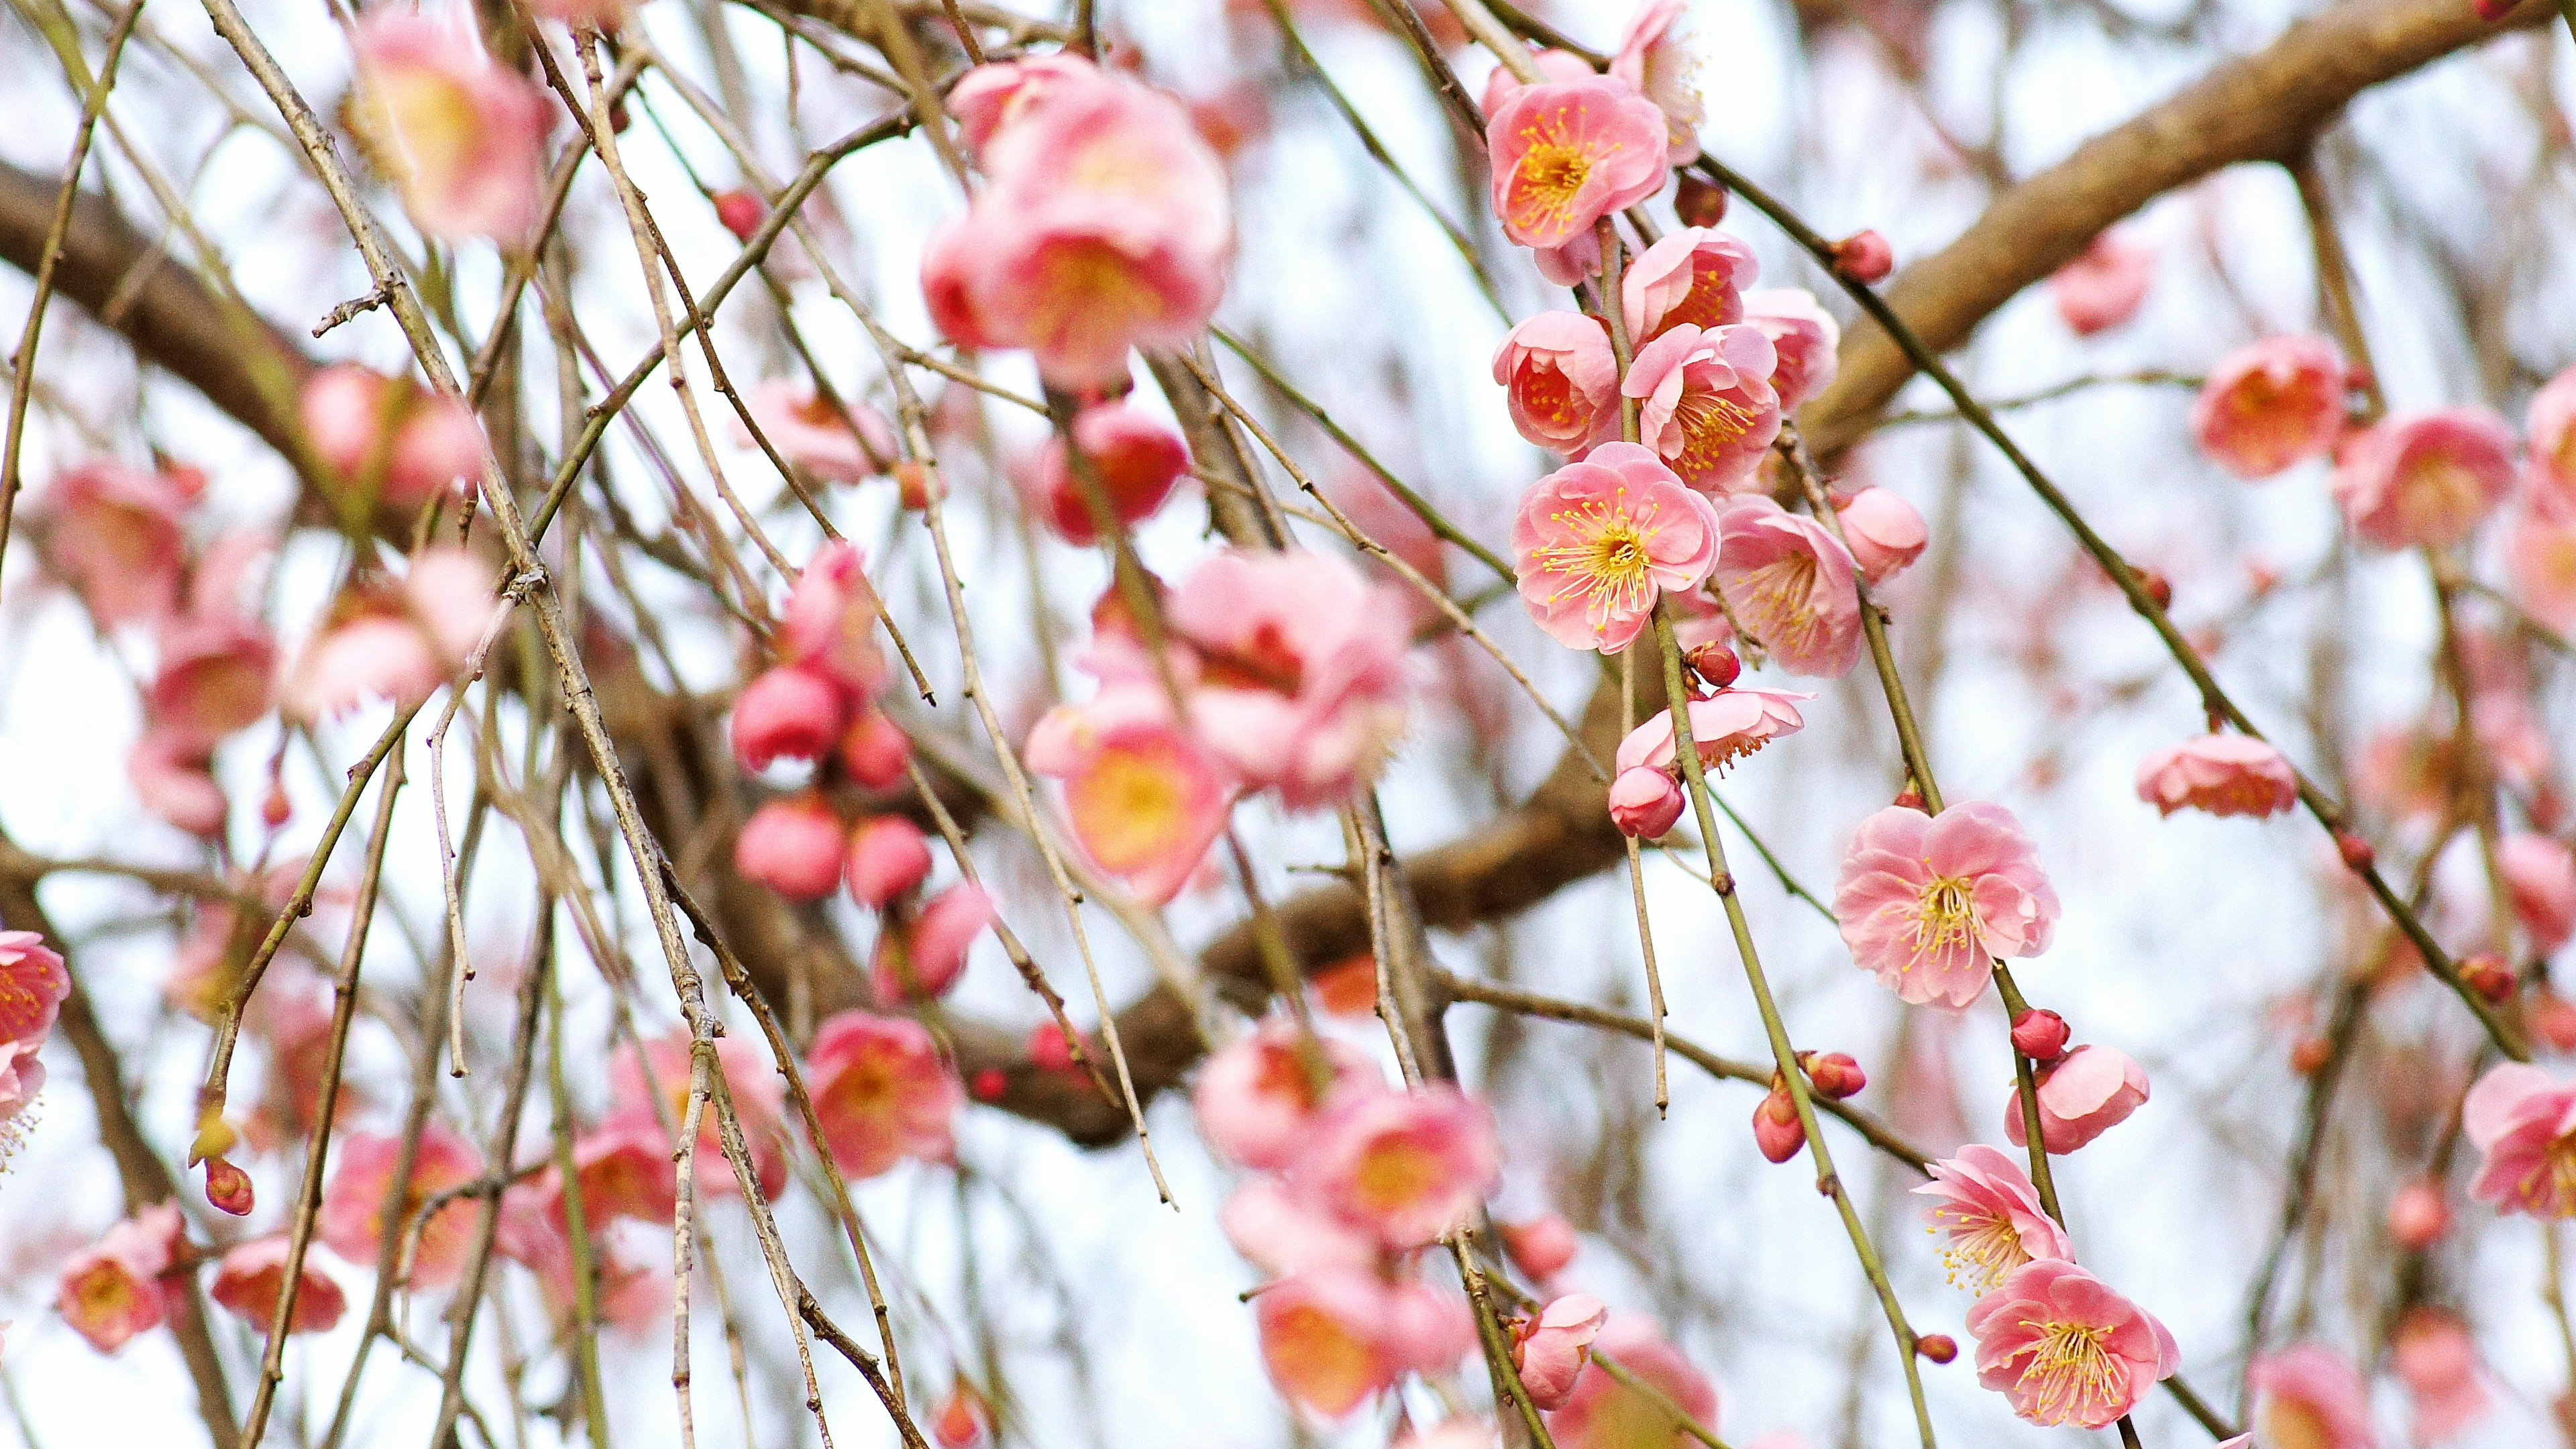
[2387,1180,2451,1250]
[839,708,913,790]
[1831,229,1892,283]
[260,780,292,830]
[1916,1332,1957,1364]
[1033,403,1189,544]
[735,795,847,900]
[1834,487,1928,584]
[733,667,847,772]
[2290,1034,2330,1076]
[1028,1021,1081,1073]
[1805,1051,1866,1099]
[1673,173,1728,228]
[1685,641,1741,691]
[1499,1214,1580,1281]
[845,816,934,908]
[2010,1008,2072,1063]
[1892,786,1925,812]
[1753,1088,1806,1163]
[2334,829,2375,872]
[712,189,763,241]
[2135,566,2174,611]
[1608,766,1687,839]
[205,1157,255,1217]
[2535,990,2576,1052]
[2459,951,2516,1003]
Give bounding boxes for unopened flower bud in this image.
[1028,1021,1082,1073]
[1915,1333,1957,1364]
[1804,1051,1867,1100]
[969,1067,1006,1102]
[260,781,292,830]
[896,459,938,510]
[1609,765,1687,840]
[1752,1088,1806,1163]
[1673,173,1729,228]
[2133,566,2173,611]
[2289,1034,2330,1076]
[2459,951,2516,1003]
[1831,229,1893,284]
[205,1156,254,1217]
[2010,1008,2072,1063]
[1685,641,1742,692]
[2334,829,2375,872]
[712,189,765,242]
[2535,989,2576,1052]
[2386,1180,2451,1250]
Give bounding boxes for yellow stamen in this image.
[1536,488,1664,620]
[2017,1318,2122,1426]
[1907,875,1978,971]
[1927,1207,2027,1292]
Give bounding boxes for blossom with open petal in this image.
[2135,735,2298,818]
[2247,1344,2377,1449]
[2508,502,2576,627]
[0,929,70,1045]
[0,1038,46,1146]
[1546,1311,1720,1449]
[1914,1144,2073,1291]
[1743,289,1840,413]
[2392,1309,2488,1444]
[2526,366,2576,508]
[2003,1045,2150,1155]
[146,612,278,747]
[1512,443,1724,653]
[559,1118,680,1226]
[1221,1179,1377,1277]
[127,730,227,839]
[1289,1083,1498,1250]
[1486,78,1670,250]
[1026,686,1233,902]
[1611,0,1705,163]
[2049,231,2155,336]
[611,1030,790,1201]
[209,1236,348,1336]
[57,1206,183,1353]
[1834,802,2060,1010]
[2501,833,2576,952]
[2190,337,2347,479]
[284,547,495,721]
[1966,1260,2178,1428]
[738,379,896,484]
[807,1010,960,1179]
[1493,312,1619,453]
[873,883,994,1003]
[1711,496,1860,677]
[1622,228,1758,343]
[1254,1267,1472,1417]
[947,53,1102,154]
[1515,1293,1608,1411]
[1625,324,1782,493]
[1193,1017,1379,1170]
[319,1123,486,1289]
[349,15,549,241]
[780,541,890,699]
[1614,688,1810,781]
[300,365,484,512]
[31,459,197,627]
[2465,1063,2576,1217]
[2331,407,2517,550]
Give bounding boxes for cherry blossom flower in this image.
[557,1118,680,1227]
[1289,1083,1498,1249]
[2002,1044,2150,1155]
[1547,1312,1720,1449]
[1913,1144,2074,1291]
[2134,735,2298,818]
[1478,48,1596,118]
[1515,1293,1609,1410]
[1609,765,1686,838]
[284,547,496,720]
[1965,1260,2178,1428]
[1614,688,1811,783]
[840,707,913,788]
[2330,407,2517,550]
[1501,1214,1581,1282]
[1621,228,1758,343]
[348,15,549,241]
[2049,231,2156,336]
[737,379,896,484]
[2526,366,2576,508]
[1624,324,1782,492]
[319,1124,486,1289]
[1026,688,1233,903]
[1193,1019,1379,1171]
[1493,312,1619,453]
[735,794,847,901]
[872,883,994,1002]
[610,1031,790,1201]
[1833,487,1926,584]
[300,365,484,511]
[1033,403,1190,543]
[209,1236,348,1336]
[2508,502,2576,627]
[146,612,279,746]
[1743,289,1841,413]
[1611,0,1705,163]
[780,541,890,699]
[2391,1309,2488,1444]
[2247,1344,2377,1449]
[0,930,68,1045]
[31,459,197,627]
[2190,337,2347,479]
[2499,832,2576,952]
[1167,548,1411,808]
[2464,1063,2576,1216]
[733,667,848,773]
[844,816,933,909]
[1220,1179,1377,1277]
[1485,78,1670,250]
[1833,801,2060,1010]
[57,1205,183,1353]
[1254,1267,1472,1417]
[1512,443,1724,653]
[806,1010,960,1179]
[1711,496,1861,677]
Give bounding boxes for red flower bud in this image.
[2459,951,2516,1003]
[1752,1088,1806,1163]
[2334,829,2375,872]
[2009,1008,2072,1063]
[205,1156,255,1217]
[1673,173,1729,229]
[2134,566,2173,611]
[896,459,938,510]
[969,1067,1006,1102]
[2289,1034,2330,1076]
[712,189,765,242]
[1915,1333,1957,1364]
[1831,229,1893,284]
[260,781,292,830]
[1804,1051,1867,1100]
[1685,641,1742,692]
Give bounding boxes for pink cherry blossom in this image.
[1913,1144,2074,1291]
[2190,336,2347,479]
[1609,764,1686,837]
[2526,365,2576,508]
[1711,496,1861,677]
[611,1031,790,1201]
[1611,0,1704,163]
[319,1123,486,1289]
[1743,289,1841,413]
[1493,312,1619,453]
[1834,801,2060,1010]
[1486,78,1671,250]
[2330,407,2517,550]
[349,15,549,241]
[1289,1082,1498,1249]
[1192,1017,1379,1170]
[1167,548,1411,808]
[0,1038,47,1131]
[558,1118,680,1226]
[127,730,227,839]
[1478,47,1597,118]
[1515,1293,1608,1410]
[1614,688,1811,780]
[738,379,896,484]
[2465,1063,2576,1216]
[31,459,195,627]
[780,541,890,699]
[284,548,496,720]
[1965,1260,2178,1428]
[1220,1179,1376,1277]
[2134,735,2298,818]
[1033,403,1190,543]
[1621,227,1758,343]
[1026,688,1233,902]
[1511,443,1724,653]
[733,667,849,773]
[2247,1344,2377,1449]
[146,612,278,745]
[735,794,847,901]
[806,1010,960,1179]
[1254,1267,1471,1417]
[2507,502,2576,627]
[1501,1214,1581,1281]
[1547,1312,1720,1449]
[0,930,68,1045]
[2391,1309,2488,1444]
[1833,487,1926,584]
[2049,231,2156,336]
[2002,1044,2150,1155]
[300,365,484,511]
[948,54,1104,152]
[845,815,933,909]
[839,707,913,788]
[1624,323,1782,492]
[209,1236,348,1336]
[872,883,994,1002]
[2500,833,2576,951]
[57,1205,183,1353]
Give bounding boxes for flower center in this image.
[1512,140,1597,229]
[1536,493,1664,619]
[1734,554,1825,658]
[1909,875,1978,966]
[1673,386,1759,474]
[2019,1318,2123,1426]
[1929,1205,2027,1293]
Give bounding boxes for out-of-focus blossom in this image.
[737,379,896,484]
[2386,1179,2452,1250]
[209,1236,348,1336]
[0,930,68,1045]
[283,547,495,720]
[318,1123,486,1289]
[1486,78,1670,251]
[839,707,912,788]
[610,1031,790,1201]
[733,667,847,773]
[300,365,484,511]
[806,1010,959,1179]
[933,1382,989,1449]
[2391,1309,2489,1443]
[126,734,222,839]
[1711,497,1860,676]
[1289,1083,1497,1249]
[871,883,994,1002]
[1032,403,1190,543]
[1835,802,2059,1010]
[735,794,847,901]
[146,612,279,745]
[2002,1045,2150,1155]
[1500,1214,1580,1282]
[1621,228,1758,343]
[780,541,889,699]
[2049,231,2155,335]
[1914,1144,2072,1291]
[2134,735,2299,818]
[1624,323,1781,493]
[1614,688,1809,782]
[2465,1063,2576,1217]
[1192,1018,1378,1171]
[2524,366,2576,507]
[1546,1311,1720,1449]
[30,459,198,626]
[2507,502,2576,627]
[56,1205,183,1353]
[1493,312,1619,454]
[1220,1177,1376,1277]
[2190,337,2346,478]
[2330,407,2516,550]
[1743,289,1840,413]
[947,53,1102,154]
[1515,1293,1608,1410]
[348,15,549,241]
[1513,443,1723,653]
[561,1118,680,1226]
[2247,1344,2377,1449]
[1025,689,1233,903]
[844,816,933,909]
[1966,1260,2178,1428]
[1611,0,1704,163]
[1254,1267,1472,1417]
[2500,833,2576,951]
[1833,487,1925,584]
[0,1039,46,1145]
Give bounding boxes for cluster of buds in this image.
[1752,1051,1868,1163]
